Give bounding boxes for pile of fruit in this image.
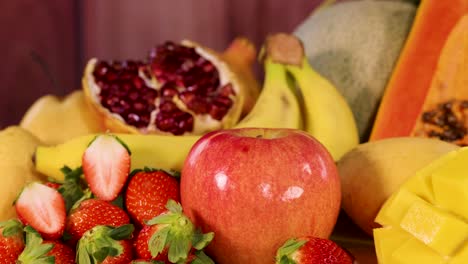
[2,0,468,263]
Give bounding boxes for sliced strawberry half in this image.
[275,236,354,264]
[82,134,131,201]
[15,182,66,240]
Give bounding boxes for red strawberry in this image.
[134,225,169,262]
[82,134,131,201]
[133,200,214,264]
[125,169,180,226]
[45,241,75,264]
[0,219,25,263]
[275,237,354,264]
[15,182,66,240]
[76,224,134,264]
[66,198,130,245]
[18,226,75,264]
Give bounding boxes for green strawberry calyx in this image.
[147,199,214,264]
[76,224,134,264]
[275,238,307,264]
[0,218,24,237]
[17,226,55,264]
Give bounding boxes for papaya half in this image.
[370,0,468,144]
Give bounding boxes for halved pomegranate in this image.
[82,40,248,135]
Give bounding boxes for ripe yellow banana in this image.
[267,33,359,160]
[235,57,302,130]
[34,134,200,181]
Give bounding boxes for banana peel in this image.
[20,90,105,145]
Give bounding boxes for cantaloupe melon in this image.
[294,0,416,141]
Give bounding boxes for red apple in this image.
[180,128,341,264]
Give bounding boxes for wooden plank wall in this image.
[1,0,321,128]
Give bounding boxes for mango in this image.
[374,147,468,263]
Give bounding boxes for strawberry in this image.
[17,226,75,264]
[275,236,354,264]
[134,199,214,264]
[82,134,131,201]
[125,168,180,226]
[134,225,169,262]
[76,224,134,264]
[66,198,131,245]
[15,182,66,240]
[44,240,75,264]
[0,219,25,263]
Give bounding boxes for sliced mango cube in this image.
[392,237,448,264]
[374,227,410,264]
[404,149,458,203]
[432,168,468,220]
[451,241,468,264]
[375,189,425,226]
[374,147,468,263]
[400,198,468,256]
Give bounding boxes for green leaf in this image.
[146,212,180,226]
[0,219,24,237]
[149,226,170,257]
[192,229,214,250]
[77,225,125,264]
[275,238,307,264]
[17,226,55,263]
[109,224,134,240]
[58,166,85,212]
[167,237,190,263]
[111,194,125,209]
[191,251,215,264]
[166,199,183,214]
[70,188,94,211]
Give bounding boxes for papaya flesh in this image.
[370,0,468,143]
[411,15,468,146]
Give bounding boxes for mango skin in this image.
[20,90,105,145]
[0,126,47,220]
[337,137,459,235]
[374,147,468,263]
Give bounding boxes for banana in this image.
[235,57,302,130]
[266,33,359,160]
[34,134,200,181]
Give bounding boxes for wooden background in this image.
[0,0,325,128]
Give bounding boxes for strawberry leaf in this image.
[0,219,24,237]
[76,225,130,263]
[109,224,134,240]
[149,226,170,257]
[192,229,214,250]
[191,251,215,264]
[58,166,85,212]
[18,226,55,263]
[275,238,307,264]
[167,237,190,263]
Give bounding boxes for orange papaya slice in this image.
[370,1,468,142]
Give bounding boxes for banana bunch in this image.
[34,33,359,181]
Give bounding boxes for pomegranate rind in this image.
[82,42,245,135]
